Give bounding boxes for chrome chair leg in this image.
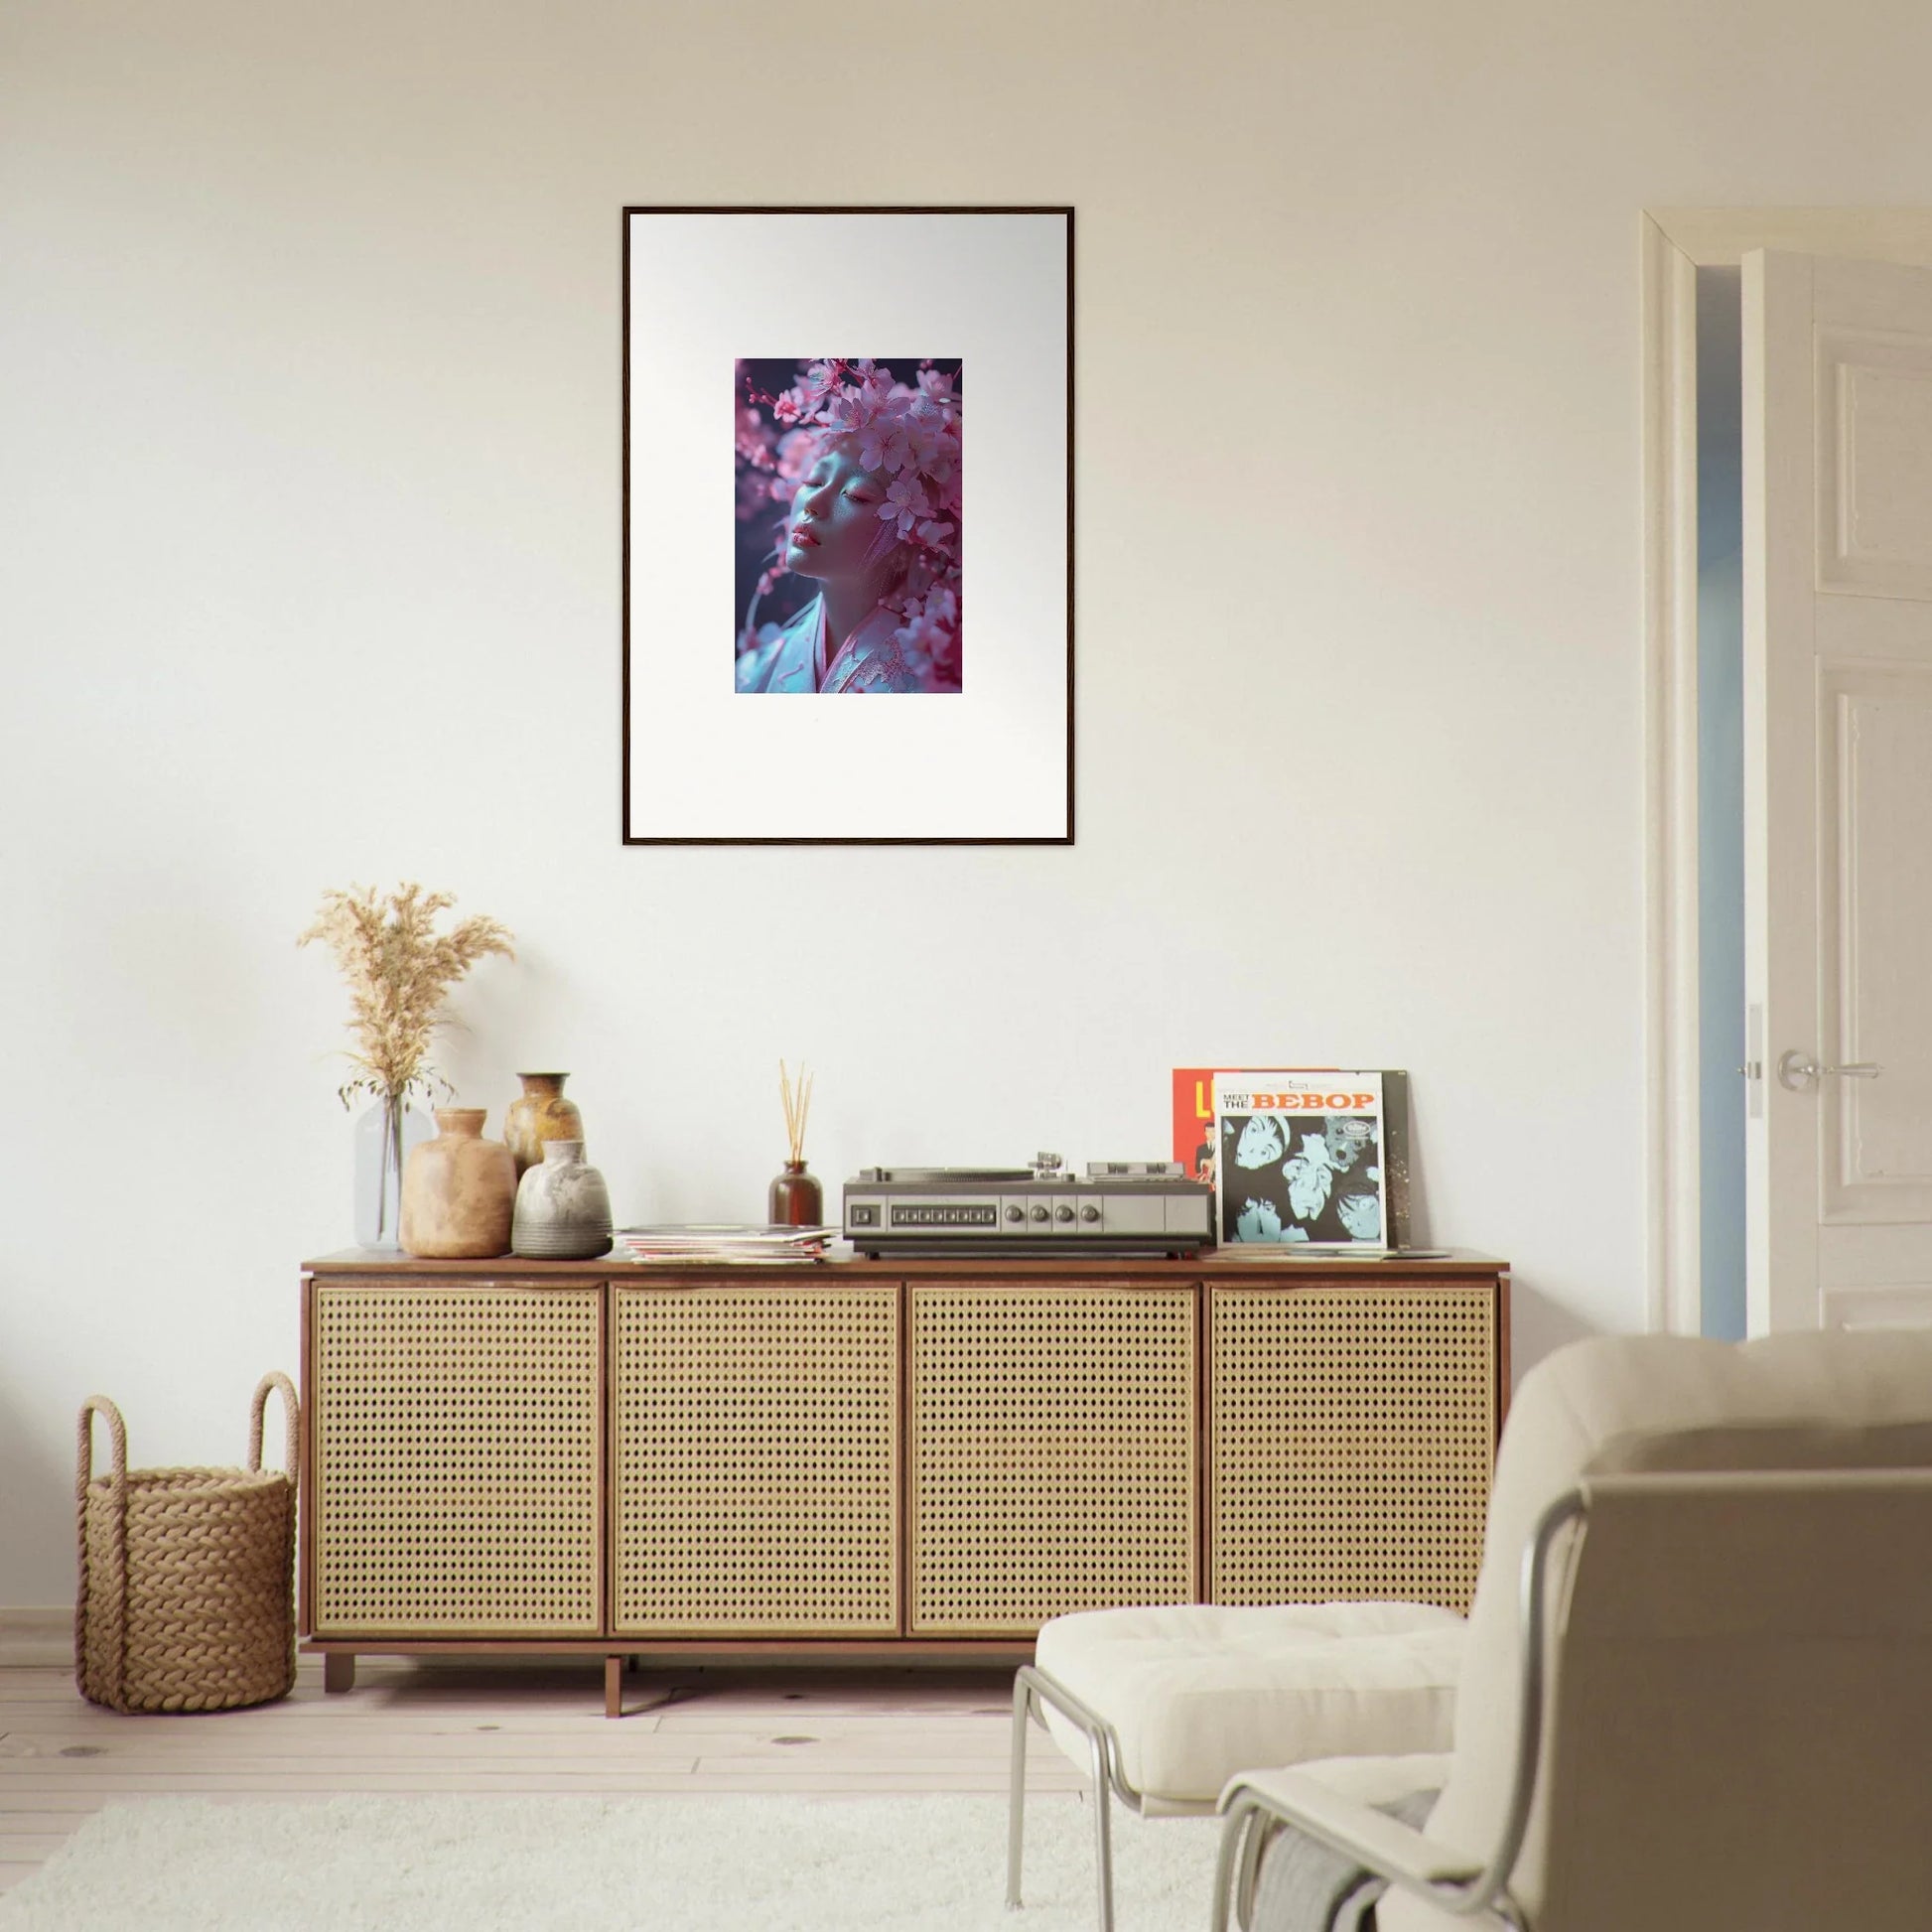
[1006,1665,1137,1930]
[1210,1797,1259,1932]
[1236,1809,1273,1929]
[1007,1671,1032,1909]
[1087,1725,1115,1932]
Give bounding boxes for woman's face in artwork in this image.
[783,441,891,582]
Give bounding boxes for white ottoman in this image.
[1008,1602,1465,1932]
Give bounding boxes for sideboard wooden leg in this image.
[323,1652,355,1695]
[605,1654,622,1719]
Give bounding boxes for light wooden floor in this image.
[0,1657,1085,1893]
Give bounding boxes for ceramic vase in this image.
[511,1141,615,1259]
[400,1109,516,1258]
[503,1072,586,1177]
[352,1095,434,1251]
[767,1160,824,1227]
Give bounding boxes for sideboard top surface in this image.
[304,1247,1507,1283]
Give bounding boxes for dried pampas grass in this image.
[298,883,514,1108]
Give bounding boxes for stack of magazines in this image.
[611,1224,839,1264]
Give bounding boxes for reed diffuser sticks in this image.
[770,1060,823,1226]
[778,1059,813,1165]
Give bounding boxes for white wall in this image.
[6,0,1929,1604]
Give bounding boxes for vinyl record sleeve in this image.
[1208,1069,1411,1249]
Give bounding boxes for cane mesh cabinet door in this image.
[311,1282,603,1636]
[1209,1284,1495,1613]
[611,1282,899,1635]
[908,1282,1197,1634]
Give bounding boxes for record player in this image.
[843,1154,1212,1257]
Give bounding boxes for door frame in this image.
[1640,208,1932,1336]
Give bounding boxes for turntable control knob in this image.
[1080,1204,1101,1223]
[1030,1204,1050,1223]
[1054,1204,1075,1223]
[1005,1204,1025,1223]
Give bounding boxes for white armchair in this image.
[1212,1328,1932,1932]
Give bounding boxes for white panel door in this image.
[1744,250,1932,1331]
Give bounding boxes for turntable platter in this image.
[863,1166,1033,1183]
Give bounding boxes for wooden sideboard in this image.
[299,1250,1509,1715]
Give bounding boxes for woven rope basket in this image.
[75,1372,298,1714]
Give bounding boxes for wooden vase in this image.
[503,1072,586,1177]
[400,1109,515,1258]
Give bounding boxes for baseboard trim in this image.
[0,1606,73,1668]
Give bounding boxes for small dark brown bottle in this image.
[767,1159,823,1227]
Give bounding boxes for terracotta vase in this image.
[400,1109,515,1259]
[512,1141,615,1260]
[503,1072,586,1177]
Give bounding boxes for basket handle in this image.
[74,1395,131,1709]
[248,1371,299,1476]
[76,1395,128,1504]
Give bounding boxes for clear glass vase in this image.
[352,1095,432,1250]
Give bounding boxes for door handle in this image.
[1776,1050,1882,1091]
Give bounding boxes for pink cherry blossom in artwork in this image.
[735,404,772,468]
[857,417,911,475]
[893,582,961,686]
[820,379,886,438]
[879,474,930,540]
[774,427,821,483]
[737,466,775,519]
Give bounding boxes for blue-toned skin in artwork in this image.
[736,443,924,694]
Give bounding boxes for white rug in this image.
[0,1793,1224,1931]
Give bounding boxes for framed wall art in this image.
[621,206,1073,845]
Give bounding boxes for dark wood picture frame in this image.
[621,205,1075,847]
